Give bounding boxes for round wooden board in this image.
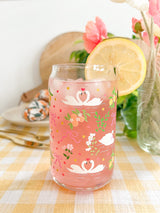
[39,31,84,82]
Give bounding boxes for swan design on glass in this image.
[62,88,103,106]
[67,159,105,174]
[99,131,114,146]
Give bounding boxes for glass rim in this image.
[51,63,117,82]
[52,63,116,69]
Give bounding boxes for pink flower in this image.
[83,16,107,53]
[142,31,159,47]
[132,18,144,33]
[149,0,160,27]
[67,144,73,151]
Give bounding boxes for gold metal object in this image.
[0,129,49,141]
[0,133,49,149]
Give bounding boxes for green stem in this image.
[141,11,150,38]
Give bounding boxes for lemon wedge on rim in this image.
[85,37,146,96]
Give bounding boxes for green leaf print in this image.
[72,109,80,115]
[67,113,71,119]
[112,88,117,95]
[75,109,80,114]
[68,123,73,129]
[86,113,91,117]
[50,150,54,159]
[84,114,88,122]
[49,88,53,96]
[95,150,100,156]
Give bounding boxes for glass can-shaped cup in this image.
[48,63,117,191]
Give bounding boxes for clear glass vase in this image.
[137,76,160,155]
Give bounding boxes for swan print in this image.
[99,131,114,146]
[62,88,103,106]
[67,159,105,174]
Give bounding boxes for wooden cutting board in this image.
[21,31,84,102]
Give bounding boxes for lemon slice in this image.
[85,37,146,96]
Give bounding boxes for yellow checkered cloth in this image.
[0,117,160,213]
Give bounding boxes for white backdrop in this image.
[0,0,139,113]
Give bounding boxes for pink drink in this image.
[49,64,117,191]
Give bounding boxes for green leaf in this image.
[75,109,80,114]
[98,115,100,119]
[86,113,91,117]
[102,129,105,132]
[68,123,73,129]
[72,110,78,115]
[132,34,139,39]
[95,149,100,156]
[101,118,104,122]
[121,94,137,138]
[67,113,71,119]
[74,39,83,44]
[112,88,117,95]
[49,88,53,96]
[50,150,54,159]
[108,32,115,38]
[70,51,76,61]
[70,49,89,63]
[65,116,69,120]
[96,129,98,132]
[95,112,98,115]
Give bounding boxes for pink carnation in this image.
[132,18,143,33]
[83,17,107,53]
[142,31,159,47]
[149,0,160,27]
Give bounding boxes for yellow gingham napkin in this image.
[0,117,160,213]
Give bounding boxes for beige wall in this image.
[0,0,139,113]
